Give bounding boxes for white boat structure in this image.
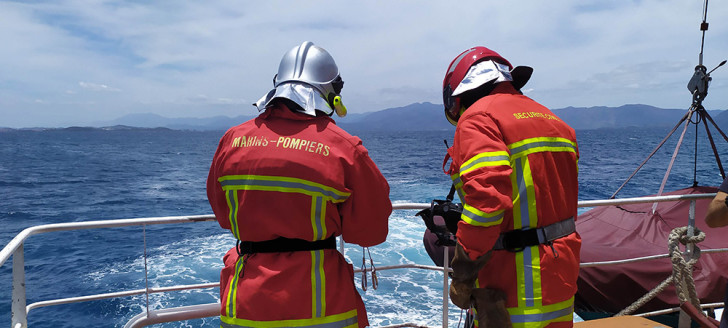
[2,195,727,328]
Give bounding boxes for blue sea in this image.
[1,124,728,328]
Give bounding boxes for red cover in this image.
[575,186,728,313]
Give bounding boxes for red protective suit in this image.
[207,104,391,328]
[447,83,581,328]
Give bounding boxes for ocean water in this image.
[1,124,728,328]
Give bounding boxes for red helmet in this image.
[442,46,532,125]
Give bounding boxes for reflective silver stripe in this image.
[226,190,240,240]
[514,157,535,308]
[462,206,504,225]
[447,49,474,75]
[509,304,573,324]
[522,246,535,307]
[220,314,358,328]
[514,157,530,230]
[313,250,324,317]
[220,179,349,202]
[313,196,325,240]
[509,140,576,156]
[460,154,510,173]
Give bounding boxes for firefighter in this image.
[207,41,391,328]
[441,46,581,328]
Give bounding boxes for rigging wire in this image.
[699,0,709,66]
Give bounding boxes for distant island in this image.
[2,103,726,132]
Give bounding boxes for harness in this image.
[493,217,576,252]
[236,236,336,255]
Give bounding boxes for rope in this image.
[615,226,705,316]
[669,226,705,310]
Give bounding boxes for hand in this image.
[449,279,473,309]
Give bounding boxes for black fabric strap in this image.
[493,217,575,252]
[237,236,336,255]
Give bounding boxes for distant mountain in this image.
[93,113,256,131]
[554,104,727,130]
[553,104,687,130]
[4,102,726,132]
[338,102,454,132]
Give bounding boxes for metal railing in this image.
[1,194,725,328]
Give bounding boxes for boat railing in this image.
[1,193,726,328]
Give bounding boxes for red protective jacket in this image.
[447,83,581,328]
[207,104,391,328]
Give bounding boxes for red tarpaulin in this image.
[576,186,728,314]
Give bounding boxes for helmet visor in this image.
[332,75,344,95]
[443,84,459,125]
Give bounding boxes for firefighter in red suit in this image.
[207,41,391,328]
[442,46,581,328]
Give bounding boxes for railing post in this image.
[678,200,697,328]
[443,246,449,328]
[11,243,27,328]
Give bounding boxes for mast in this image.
[611,0,727,209]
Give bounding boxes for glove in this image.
[449,243,492,309]
[449,278,473,309]
[472,288,512,328]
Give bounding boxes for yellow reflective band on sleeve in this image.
[461,204,504,227]
[508,137,577,159]
[507,297,574,328]
[220,309,358,328]
[450,174,466,201]
[459,151,510,176]
[219,175,351,203]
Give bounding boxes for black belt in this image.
[237,236,336,255]
[493,217,575,252]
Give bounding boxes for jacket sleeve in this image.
[454,113,513,260]
[207,133,231,230]
[338,144,391,247]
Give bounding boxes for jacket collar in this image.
[259,103,335,123]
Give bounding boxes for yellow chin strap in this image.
[333,96,347,117]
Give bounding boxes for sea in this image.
[1,124,728,328]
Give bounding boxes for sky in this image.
[1,0,728,128]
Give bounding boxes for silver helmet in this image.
[275,41,343,102]
[255,41,345,116]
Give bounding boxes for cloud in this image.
[79,82,121,92]
[1,0,727,128]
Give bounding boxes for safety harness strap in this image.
[493,217,575,252]
[237,236,336,255]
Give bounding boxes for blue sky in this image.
[1,0,727,128]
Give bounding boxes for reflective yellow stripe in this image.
[226,255,246,318]
[459,151,510,175]
[310,250,327,318]
[512,156,541,308]
[311,196,327,241]
[507,297,574,328]
[225,190,241,240]
[450,174,465,202]
[219,175,350,203]
[220,309,358,328]
[220,175,342,324]
[508,137,576,159]
[461,203,504,227]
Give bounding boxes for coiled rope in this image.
[616,226,705,316]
